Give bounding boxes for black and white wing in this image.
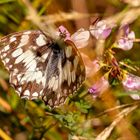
[0,30,85,107]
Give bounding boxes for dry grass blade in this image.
[22,0,91,39]
[22,0,57,39]
[95,105,138,140]
[0,78,8,91]
[96,102,140,117]
[106,7,140,25]
[0,128,13,140]
[0,97,12,112]
[41,11,90,24]
[71,135,88,140]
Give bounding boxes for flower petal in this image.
[117,25,135,50]
[88,76,109,98]
[89,20,113,40]
[71,28,90,48]
[122,73,140,92]
[58,25,71,41]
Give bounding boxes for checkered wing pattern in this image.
[0,30,85,107]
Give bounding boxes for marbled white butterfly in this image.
[0,28,85,107]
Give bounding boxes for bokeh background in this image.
[1,0,140,140]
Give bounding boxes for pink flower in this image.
[89,20,113,40]
[122,73,140,100]
[71,28,90,48]
[122,73,140,92]
[88,76,109,98]
[117,25,135,50]
[57,25,71,41]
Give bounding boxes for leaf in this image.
[75,100,91,113]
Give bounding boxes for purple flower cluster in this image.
[122,73,140,100]
[117,25,135,50]
[57,21,140,100]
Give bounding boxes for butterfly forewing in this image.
[0,30,85,107]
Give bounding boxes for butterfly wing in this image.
[0,30,52,99]
[42,40,85,107]
[0,30,85,107]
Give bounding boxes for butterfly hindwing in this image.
[42,41,85,107]
[0,30,85,107]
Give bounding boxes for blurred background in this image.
[1,0,140,140]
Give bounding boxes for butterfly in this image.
[0,28,85,107]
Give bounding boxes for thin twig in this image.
[96,101,140,117]
[95,105,138,140]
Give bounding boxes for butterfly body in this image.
[0,30,85,107]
